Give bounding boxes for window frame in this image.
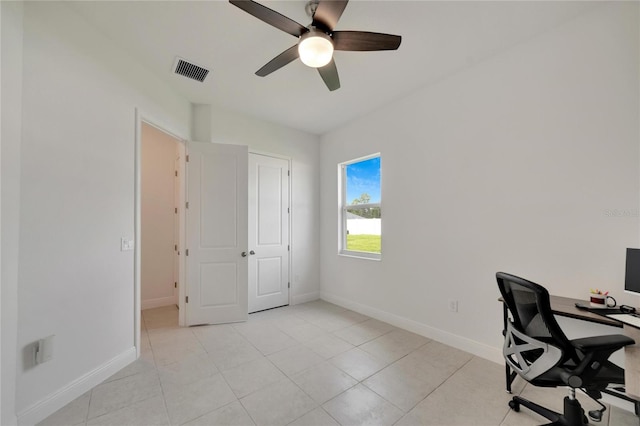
[339,153,382,261]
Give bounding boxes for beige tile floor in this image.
[38,301,639,426]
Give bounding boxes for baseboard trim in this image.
[17,347,137,426]
[599,391,636,414]
[291,291,320,305]
[141,296,177,310]
[320,291,503,364]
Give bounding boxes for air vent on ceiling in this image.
[173,58,209,82]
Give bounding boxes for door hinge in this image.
[186,201,189,209]
[288,245,290,251]
[287,207,290,213]
[186,155,190,162]
[174,244,177,251]
[288,282,290,289]
[288,170,290,176]
[175,207,178,214]
[185,296,189,303]
[186,249,189,256]
[174,282,177,288]
[175,170,178,177]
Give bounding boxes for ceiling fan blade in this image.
[255,45,299,77]
[332,31,401,51]
[317,58,340,91]
[312,0,348,31]
[229,0,308,37]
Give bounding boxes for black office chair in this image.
[496,272,635,425]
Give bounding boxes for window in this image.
[339,154,381,259]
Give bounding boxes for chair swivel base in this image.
[508,395,588,426]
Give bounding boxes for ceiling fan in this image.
[229,0,402,91]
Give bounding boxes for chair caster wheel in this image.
[588,409,603,422]
[508,400,520,412]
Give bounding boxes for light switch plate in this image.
[36,335,55,364]
[121,238,135,251]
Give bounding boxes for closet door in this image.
[248,153,290,313]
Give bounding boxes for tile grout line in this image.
[147,326,172,426]
[153,341,174,426]
[211,352,248,423]
[237,394,259,426]
[287,331,432,424]
[285,341,379,425]
[390,350,477,425]
[231,310,317,424]
[318,405,344,426]
[193,315,301,423]
[138,308,174,425]
[231,308,381,425]
[146,312,246,425]
[84,387,93,426]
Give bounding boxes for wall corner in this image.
[191,103,212,142]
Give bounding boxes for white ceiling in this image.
[68,1,595,135]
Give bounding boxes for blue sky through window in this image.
[346,156,380,204]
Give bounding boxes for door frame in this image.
[134,109,188,357]
[249,150,293,308]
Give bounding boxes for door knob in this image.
[249,250,255,255]
[241,251,248,257]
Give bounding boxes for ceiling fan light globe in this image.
[298,32,334,68]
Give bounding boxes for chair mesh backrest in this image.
[496,272,577,363]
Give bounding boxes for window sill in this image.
[338,251,381,261]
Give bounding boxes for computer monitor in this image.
[625,248,640,295]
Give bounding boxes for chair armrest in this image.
[571,335,635,352]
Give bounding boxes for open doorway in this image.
[140,122,185,324]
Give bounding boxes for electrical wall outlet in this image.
[448,299,458,313]
[121,238,135,251]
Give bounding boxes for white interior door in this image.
[248,153,290,313]
[186,142,248,325]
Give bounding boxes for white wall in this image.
[1,2,24,424]
[16,2,191,423]
[141,123,179,309]
[320,2,639,362]
[202,106,322,304]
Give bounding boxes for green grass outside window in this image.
[346,234,381,254]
